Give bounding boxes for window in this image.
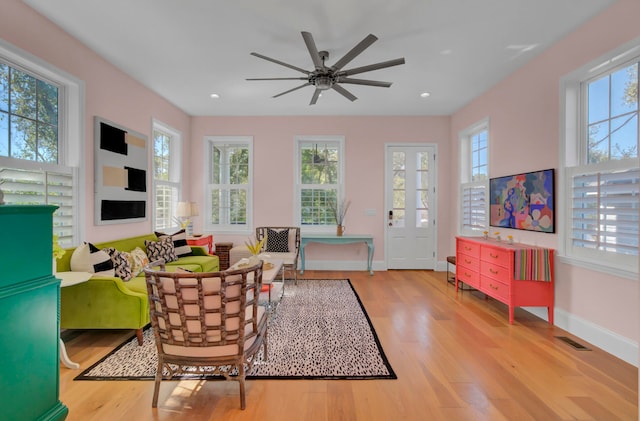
[561,40,639,277]
[0,39,83,247]
[204,136,252,233]
[459,120,489,235]
[152,121,181,231]
[295,136,344,230]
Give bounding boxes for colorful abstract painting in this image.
[489,169,555,233]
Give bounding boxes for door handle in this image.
[388,210,393,226]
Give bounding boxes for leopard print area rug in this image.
[75,279,396,380]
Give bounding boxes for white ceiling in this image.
[24,0,615,117]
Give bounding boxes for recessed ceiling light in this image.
[420,92,431,98]
[210,93,220,99]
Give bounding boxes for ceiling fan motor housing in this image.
[312,74,334,90]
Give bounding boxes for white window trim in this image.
[458,118,489,236]
[294,135,345,234]
[151,119,182,232]
[203,136,253,235]
[0,38,85,244]
[559,36,640,280]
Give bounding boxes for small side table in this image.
[215,242,233,270]
[187,234,214,254]
[57,271,91,369]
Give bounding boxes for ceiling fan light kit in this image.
[247,31,405,105]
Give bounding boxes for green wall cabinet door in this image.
[0,205,68,420]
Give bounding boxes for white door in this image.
[385,145,436,269]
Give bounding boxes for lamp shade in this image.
[176,201,198,217]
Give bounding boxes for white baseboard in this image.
[300,259,385,272]
[524,306,638,367]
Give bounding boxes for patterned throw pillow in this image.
[265,228,290,253]
[155,229,193,258]
[103,247,134,281]
[70,242,116,277]
[130,247,150,277]
[145,237,177,263]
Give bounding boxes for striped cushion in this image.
[155,229,193,258]
[70,242,115,277]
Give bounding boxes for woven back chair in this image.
[143,260,267,409]
[255,226,300,283]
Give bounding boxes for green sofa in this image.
[57,233,219,345]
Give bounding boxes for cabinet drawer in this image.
[481,246,511,267]
[457,267,479,288]
[457,240,480,258]
[481,261,511,282]
[481,277,509,301]
[457,253,479,270]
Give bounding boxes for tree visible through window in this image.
[562,48,639,276]
[206,137,251,230]
[0,63,59,162]
[297,139,343,227]
[0,54,80,248]
[152,122,181,231]
[459,121,489,234]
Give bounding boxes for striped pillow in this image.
[70,242,115,277]
[155,229,193,258]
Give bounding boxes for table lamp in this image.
[176,201,199,236]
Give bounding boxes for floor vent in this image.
[556,336,592,351]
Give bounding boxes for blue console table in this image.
[300,234,374,275]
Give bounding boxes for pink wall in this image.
[190,116,451,261]
[450,0,640,343]
[4,0,637,372]
[2,0,192,243]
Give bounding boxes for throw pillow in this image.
[87,243,116,277]
[265,228,289,253]
[103,247,133,281]
[145,237,177,263]
[70,242,116,277]
[155,229,193,258]
[130,247,150,277]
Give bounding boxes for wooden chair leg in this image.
[135,328,144,345]
[238,365,246,410]
[152,360,162,407]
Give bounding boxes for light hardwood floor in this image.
[59,270,638,420]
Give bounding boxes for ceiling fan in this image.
[247,31,405,105]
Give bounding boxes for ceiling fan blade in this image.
[341,58,406,77]
[332,84,357,102]
[337,78,392,88]
[272,82,311,98]
[310,88,321,105]
[250,52,310,75]
[247,77,308,81]
[331,34,378,72]
[301,31,324,70]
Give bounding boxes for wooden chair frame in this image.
[144,260,267,409]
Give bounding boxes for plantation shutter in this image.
[461,182,487,232]
[0,167,75,246]
[571,167,639,256]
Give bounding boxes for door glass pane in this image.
[416,152,429,228]
[392,151,406,227]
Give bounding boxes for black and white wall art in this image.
[94,116,148,224]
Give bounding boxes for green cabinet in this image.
[0,205,68,420]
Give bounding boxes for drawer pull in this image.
[465,246,472,251]
[465,272,472,277]
[489,283,499,290]
[465,259,471,264]
[489,268,499,275]
[489,253,499,259]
